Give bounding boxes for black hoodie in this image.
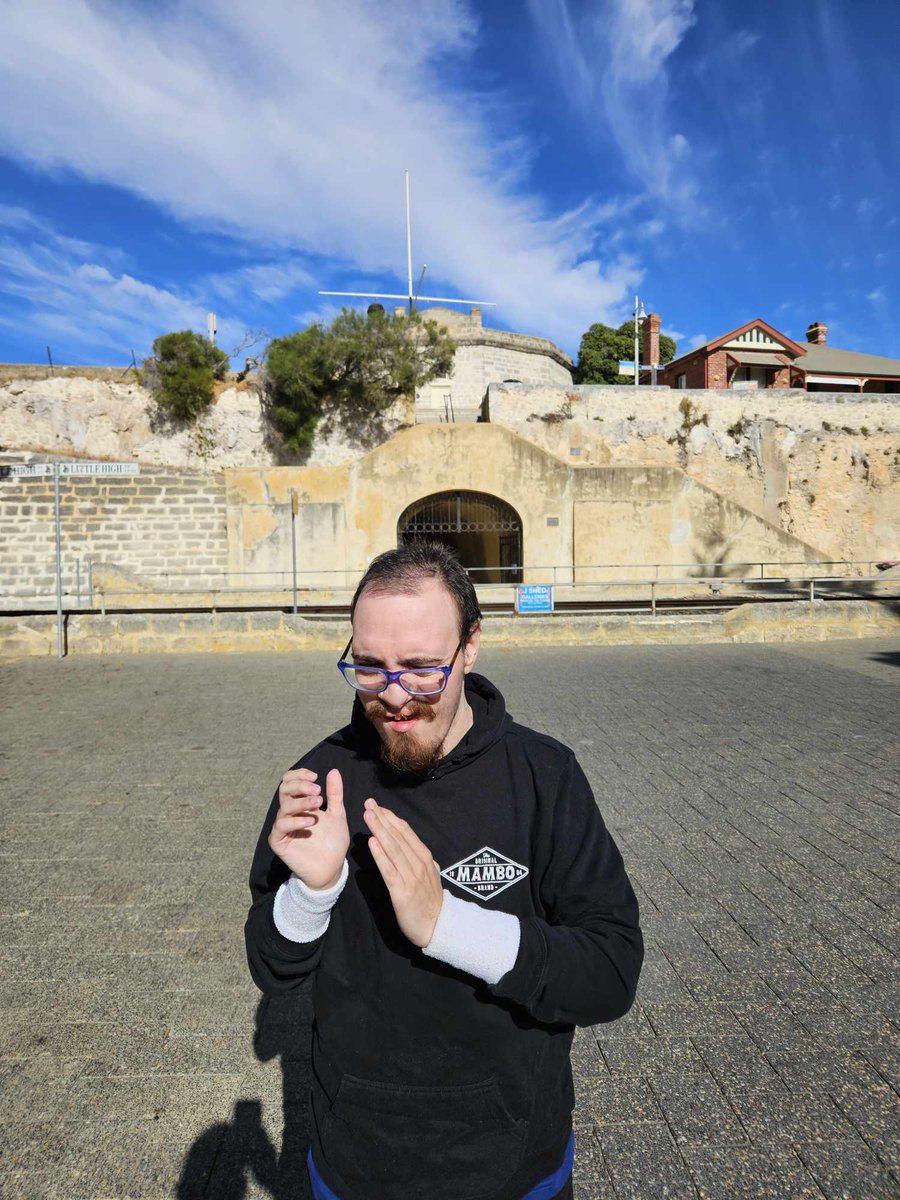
[245,673,643,1200]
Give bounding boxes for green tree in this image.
[263,308,456,456]
[574,321,676,384]
[142,330,229,423]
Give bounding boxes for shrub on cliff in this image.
[262,308,455,456]
[142,330,229,423]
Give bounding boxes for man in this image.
[245,542,643,1200]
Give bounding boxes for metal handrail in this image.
[4,574,896,617]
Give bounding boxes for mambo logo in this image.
[441,847,529,901]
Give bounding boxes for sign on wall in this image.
[515,584,554,614]
[1,462,140,478]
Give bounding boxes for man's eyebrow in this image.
[350,652,445,667]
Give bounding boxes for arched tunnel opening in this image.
[397,491,523,585]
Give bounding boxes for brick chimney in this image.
[806,321,828,345]
[641,312,661,366]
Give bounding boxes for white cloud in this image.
[204,260,314,305]
[866,288,885,304]
[526,0,698,210]
[687,332,707,350]
[0,232,246,360]
[0,0,643,348]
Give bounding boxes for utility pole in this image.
[633,296,646,390]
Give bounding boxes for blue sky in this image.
[0,0,898,367]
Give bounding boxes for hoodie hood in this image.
[348,672,510,781]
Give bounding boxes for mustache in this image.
[363,698,435,724]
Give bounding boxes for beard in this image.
[363,698,442,774]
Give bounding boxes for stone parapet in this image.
[2,601,896,659]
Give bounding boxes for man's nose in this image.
[380,679,411,709]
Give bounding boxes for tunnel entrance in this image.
[398,491,523,584]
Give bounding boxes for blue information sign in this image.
[515,585,554,614]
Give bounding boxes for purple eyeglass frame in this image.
[337,638,463,695]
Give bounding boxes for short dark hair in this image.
[350,541,482,641]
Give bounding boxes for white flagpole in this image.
[405,169,413,311]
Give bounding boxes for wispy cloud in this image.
[526,0,697,210]
[0,227,246,360]
[0,0,644,347]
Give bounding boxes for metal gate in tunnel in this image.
[397,491,523,584]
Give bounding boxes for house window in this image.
[676,374,687,389]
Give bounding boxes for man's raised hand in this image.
[364,799,443,947]
[269,767,349,890]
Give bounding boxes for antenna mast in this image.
[405,170,413,310]
[319,171,495,315]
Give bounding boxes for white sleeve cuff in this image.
[423,890,521,985]
[273,860,349,944]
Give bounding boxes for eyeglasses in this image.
[337,639,463,696]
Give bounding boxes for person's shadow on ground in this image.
[176,987,315,1200]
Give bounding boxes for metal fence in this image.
[3,559,896,616]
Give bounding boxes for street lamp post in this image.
[633,295,646,390]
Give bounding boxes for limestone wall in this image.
[0,460,228,603]
[487,385,900,564]
[224,424,829,590]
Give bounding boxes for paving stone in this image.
[729,1089,860,1147]
[576,1076,664,1127]
[692,1036,787,1094]
[682,1145,824,1199]
[650,1073,748,1147]
[599,1034,706,1078]
[598,1120,699,1198]
[572,1131,615,1199]
[830,1083,900,1171]
[769,1047,885,1095]
[644,1000,743,1038]
[795,1138,900,1200]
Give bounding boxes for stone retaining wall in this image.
[2,601,896,659]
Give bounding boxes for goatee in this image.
[363,698,441,774]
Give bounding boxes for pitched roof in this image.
[664,318,804,370]
[707,319,806,357]
[797,343,900,377]
[663,318,900,379]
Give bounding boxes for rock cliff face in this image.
[2,372,897,565]
[487,385,900,564]
[0,374,413,470]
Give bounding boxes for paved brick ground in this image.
[1,638,898,1199]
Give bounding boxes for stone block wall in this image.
[0,461,228,602]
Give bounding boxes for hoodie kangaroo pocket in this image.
[320,1073,528,1198]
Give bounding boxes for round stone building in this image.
[412,306,573,421]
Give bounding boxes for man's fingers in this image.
[282,767,318,785]
[279,792,323,817]
[370,803,434,866]
[280,779,321,800]
[368,835,400,886]
[325,769,345,816]
[364,803,422,876]
[272,813,317,836]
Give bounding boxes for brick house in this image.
[646,317,900,392]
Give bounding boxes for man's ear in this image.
[463,623,481,673]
